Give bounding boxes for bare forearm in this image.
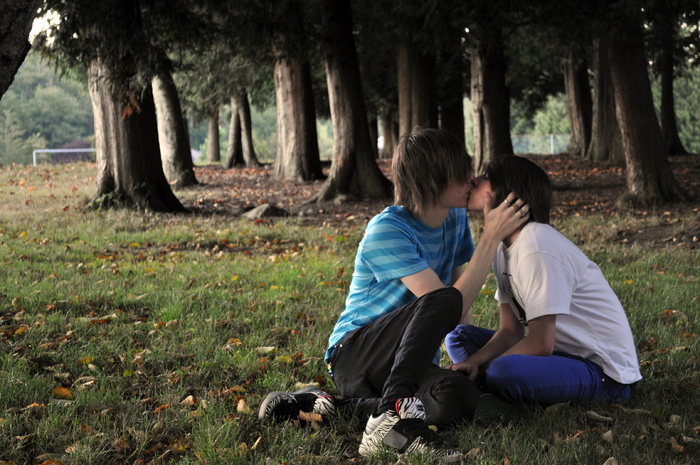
[466,329,521,368]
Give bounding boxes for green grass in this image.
[0,162,698,464]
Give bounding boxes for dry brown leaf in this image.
[51,387,74,400]
[181,395,197,405]
[237,398,250,414]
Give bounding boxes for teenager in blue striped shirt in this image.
[260,128,530,461]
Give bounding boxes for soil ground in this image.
[181,153,700,248]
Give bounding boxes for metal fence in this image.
[511,134,570,154]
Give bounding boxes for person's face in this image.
[466,175,493,212]
[439,173,476,209]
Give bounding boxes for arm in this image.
[448,303,524,379]
[401,192,530,324]
[499,313,556,357]
[449,306,557,379]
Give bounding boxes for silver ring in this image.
[504,199,513,207]
[519,209,527,218]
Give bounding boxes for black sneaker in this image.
[358,397,462,462]
[258,385,336,423]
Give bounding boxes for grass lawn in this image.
[0,162,698,464]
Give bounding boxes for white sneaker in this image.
[358,397,462,462]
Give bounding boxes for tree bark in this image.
[152,71,197,187]
[88,60,185,212]
[316,0,392,202]
[438,40,466,146]
[587,36,624,164]
[397,45,438,138]
[658,11,687,156]
[206,110,220,164]
[563,52,593,157]
[236,91,260,167]
[272,47,323,181]
[379,112,395,159]
[469,25,513,174]
[224,96,243,168]
[0,0,40,100]
[368,116,378,158]
[608,15,688,205]
[224,92,260,168]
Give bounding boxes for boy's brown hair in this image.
[392,128,473,217]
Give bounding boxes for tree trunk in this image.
[236,91,260,166]
[379,112,395,159]
[152,71,197,187]
[608,15,688,205]
[0,0,40,100]
[272,47,323,181]
[397,45,438,138]
[470,26,513,174]
[438,40,466,146]
[316,0,392,202]
[207,110,220,164]
[658,12,687,156]
[563,52,593,156]
[224,96,243,168]
[368,116,378,158]
[587,36,624,164]
[87,60,185,212]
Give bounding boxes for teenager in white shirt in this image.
[445,155,642,404]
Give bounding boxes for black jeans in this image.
[328,287,479,425]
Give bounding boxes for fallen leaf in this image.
[237,398,251,414]
[51,387,74,400]
[602,429,614,444]
[154,404,170,414]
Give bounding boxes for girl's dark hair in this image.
[485,156,552,224]
[393,128,472,217]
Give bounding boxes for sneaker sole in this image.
[257,384,329,421]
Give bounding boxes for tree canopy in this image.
[0,0,697,209]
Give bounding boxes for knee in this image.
[420,287,462,322]
[445,326,471,363]
[422,373,479,426]
[485,355,529,402]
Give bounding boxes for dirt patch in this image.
[179,153,700,248]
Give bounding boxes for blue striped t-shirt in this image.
[325,205,475,363]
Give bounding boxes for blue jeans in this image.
[445,325,632,405]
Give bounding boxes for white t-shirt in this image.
[493,222,642,385]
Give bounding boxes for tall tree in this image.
[271,0,323,181]
[353,0,399,159]
[607,1,688,204]
[645,0,698,155]
[152,68,198,187]
[37,0,185,212]
[469,22,513,174]
[224,91,260,167]
[315,0,392,202]
[88,59,184,211]
[587,35,624,163]
[563,52,593,156]
[0,0,40,100]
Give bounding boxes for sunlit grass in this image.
[0,162,698,464]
